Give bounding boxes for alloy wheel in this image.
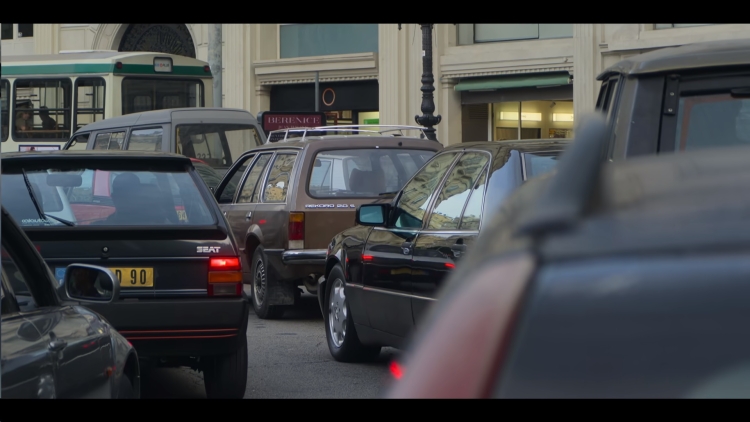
[328,278,347,348]
[254,259,267,305]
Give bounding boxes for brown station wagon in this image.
[212,126,444,319]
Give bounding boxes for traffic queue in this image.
[3,37,750,399]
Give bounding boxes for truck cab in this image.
[594,38,750,161]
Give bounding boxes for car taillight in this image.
[208,257,242,297]
[289,212,304,250]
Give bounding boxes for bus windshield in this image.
[175,123,263,173]
[121,78,204,115]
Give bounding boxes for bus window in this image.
[121,78,204,115]
[93,131,126,150]
[175,123,263,170]
[74,77,105,132]
[1,79,8,142]
[13,78,72,141]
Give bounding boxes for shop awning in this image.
[454,73,571,92]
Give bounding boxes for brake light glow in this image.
[390,361,403,379]
[289,212,304,249]
[362,255,373,262]
[209,257,240,271]
[445,262,455,269]
[208,256,242,297]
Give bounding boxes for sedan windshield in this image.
[2,165,215,227]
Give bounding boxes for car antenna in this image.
[513,113,608,237]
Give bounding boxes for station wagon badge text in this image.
[305,204,356,209]
[197,246,221,253]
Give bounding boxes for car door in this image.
[410,151,492,326]
[221,153,275,245]
[1,220,111,398]
[361,151,461,339]
[252,150,299,253]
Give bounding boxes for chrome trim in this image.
[153,289,207,296]
[346,284,436,301]
[267,125,431,142]
[281,249,327,264]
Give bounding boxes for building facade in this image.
[3,23,750,146]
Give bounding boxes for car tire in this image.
[203,337,248,399]
[250,247,285,319]
[117,373,134,399]
[325,264,381,363]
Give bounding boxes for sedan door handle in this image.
[450,244,466,252]
[48,339,67,352]
[245,212,252,220]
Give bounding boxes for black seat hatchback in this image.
[1,150,250,399]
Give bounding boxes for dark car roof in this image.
[1,150,193,164]
[474,143,750,266]
[597,38,750,80]
[444,138,572,153]
[72,107,257,133]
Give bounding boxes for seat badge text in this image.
[305,204,356,208]
[197,246,221,253]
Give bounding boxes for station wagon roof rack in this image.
[266,125,433,143]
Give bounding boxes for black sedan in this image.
[318,138,570,362]
[1,150,250,399]
[2,206,139,398]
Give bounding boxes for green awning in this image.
[454,73,570,92]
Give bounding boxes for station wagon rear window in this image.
[308,148,436,198]
[1,165,215,227]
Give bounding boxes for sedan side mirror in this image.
[64,264,119,303]
[356,204,390,226]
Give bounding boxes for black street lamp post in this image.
[400,24,441,141]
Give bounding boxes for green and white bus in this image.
[1,50,214,151]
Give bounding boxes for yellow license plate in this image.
[111,268,154,287]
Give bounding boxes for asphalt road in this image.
[140,289,400,399]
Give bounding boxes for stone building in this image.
[3,23,749,146]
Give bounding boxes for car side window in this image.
[459,169,488,231]
[263,153,297,203]
[238,153,273,203]
[217,154,255,204]
[391,152,459,229]
[67,133,89,151]
[426,152,490,230]
[93,131,126,150]
[1,244,38,312]
[127,127,163,151]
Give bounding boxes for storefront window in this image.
[491,100,574,141]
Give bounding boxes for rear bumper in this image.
[84,296,250,358]
[281,249,327,265]
[264,249,327,283]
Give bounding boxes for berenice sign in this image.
[257,111,327,132]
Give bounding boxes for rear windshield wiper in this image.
[43,213,75,227]
[379,191,399,196]
[20,169,75,226]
